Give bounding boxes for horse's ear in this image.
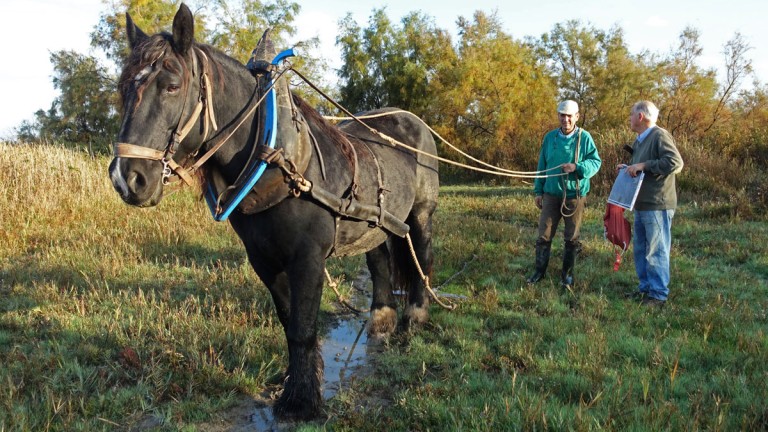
[171,3,195,54]
[125,12,148,50]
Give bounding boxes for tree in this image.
[336,8,454,114]
[431,11,556,173]
[654,27,719,138]
[91,0,192,69]
[208,0,297,62]
[588,26,656,130]
[16,51,119,154]
[21,0,327,148]
[705,32,754,133]
[536,20,653,130]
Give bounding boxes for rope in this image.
[325,111,563,177]
[324,268,369,315]
[560,128,582,218]
[434,254,478,290]
[289,67,566,180]
[405,233,457,310]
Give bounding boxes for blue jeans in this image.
[633,209,675,301]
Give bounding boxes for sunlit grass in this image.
[329,183,768,431]
[2,142,767,430]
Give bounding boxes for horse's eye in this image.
[166,85,181,94]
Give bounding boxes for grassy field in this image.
[1,142,766,431]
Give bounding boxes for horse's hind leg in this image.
[396,203,436,330]
[366,242,397,338]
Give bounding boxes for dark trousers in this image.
[537,193,586,243]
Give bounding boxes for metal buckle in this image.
[161,158,173,185]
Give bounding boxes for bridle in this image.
[114,47,219,186]
[114,44,295,193]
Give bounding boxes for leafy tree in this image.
[208,0,297,62]
[588,27,656,130]
[536,20,653,130]
[337,9,395,112]
[21,0,330,148]
[386,11,454,115]
[431,11,556,174]
[654,27,719,138]
[336,8,453,114]
[91,0,202,71]
[17,51,119,154]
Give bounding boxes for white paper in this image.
[608,169,644,210]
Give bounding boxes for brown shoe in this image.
[640,297,666,308]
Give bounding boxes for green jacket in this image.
[630,126,684,210]
[534,127,602,198]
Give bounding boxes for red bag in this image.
[604,203,632,271]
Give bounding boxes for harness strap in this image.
[189,71,283,173]
[252,143,407,237]
[165,158,196,185]
[175,100,204,145]
[115,143,164,160]
[360,140,386,227]
[309,186,409,238]
[114,142,196,186]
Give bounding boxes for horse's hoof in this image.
[403,304,429,326]
[368,306,397,338]
[273,394,322,421]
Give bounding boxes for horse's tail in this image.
[389,235,414,298]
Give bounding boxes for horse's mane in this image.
[292,95,358,165]
[118,34,222,110]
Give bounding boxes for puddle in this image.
[246,268,375,431]
[321,316,369,399]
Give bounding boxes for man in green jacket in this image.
[527,100,602,290]
[622,100,684,307]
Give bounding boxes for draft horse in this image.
[108,4,439,420]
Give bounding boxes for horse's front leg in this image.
[273,252,325,420]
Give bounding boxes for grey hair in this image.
[632,101,659,123]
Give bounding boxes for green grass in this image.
[1,143,767,431]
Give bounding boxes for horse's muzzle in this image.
[109,157,164,207]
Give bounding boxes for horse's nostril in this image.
[127,170,146,191]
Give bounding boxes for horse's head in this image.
[109,3,214,207]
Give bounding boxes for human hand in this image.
[626,162,646,177]
[535,195,543,209]
[562,163,577,174]
[617,164,627,173]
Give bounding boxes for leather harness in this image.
[114,44,408,238]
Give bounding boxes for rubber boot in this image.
[526,240,551,284]
[561,240,578,290]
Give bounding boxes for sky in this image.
[2,0,767,138]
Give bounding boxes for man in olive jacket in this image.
[622,101,684,307]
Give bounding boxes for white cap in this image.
[557,100,579,115]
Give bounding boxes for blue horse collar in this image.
[205,48,296,221]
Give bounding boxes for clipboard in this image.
[607,168,644,210]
